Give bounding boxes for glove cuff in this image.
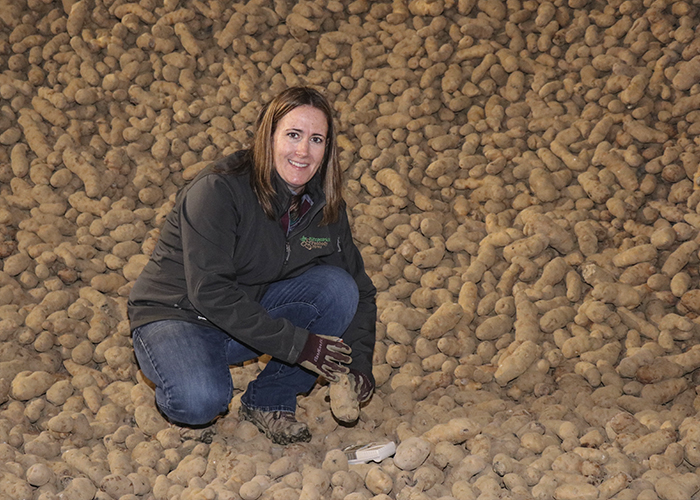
[298,333,321,365]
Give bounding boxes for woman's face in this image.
[272,105,328,193]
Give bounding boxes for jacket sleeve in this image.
[179,174,309,363]
[336,207,377,382]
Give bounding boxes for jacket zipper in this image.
[283,198,326,267]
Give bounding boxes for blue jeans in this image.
[132,266,359,426]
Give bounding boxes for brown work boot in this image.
[238,403,311,445]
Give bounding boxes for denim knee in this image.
[319,266,359,301]
[160,382,232,426]
[306,266,359,326]
[262,265,360,336]
[132,320,234,426]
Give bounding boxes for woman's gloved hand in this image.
[349,368,374,402]
[297,333,352,382]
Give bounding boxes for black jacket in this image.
[128,151,377,378]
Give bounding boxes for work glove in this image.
[349,368,374,403]
[297,333,352,382]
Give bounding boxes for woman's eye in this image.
[288,132,299,139]
[311,136,325,144]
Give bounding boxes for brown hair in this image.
[252,87,342,225]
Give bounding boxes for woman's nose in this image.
[296,140,308,156]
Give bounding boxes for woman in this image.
[128,87,376,445]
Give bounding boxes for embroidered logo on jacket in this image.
[300,236,330,250]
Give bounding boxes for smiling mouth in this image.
[289,159,308,168]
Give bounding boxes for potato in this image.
[394,437,432,471]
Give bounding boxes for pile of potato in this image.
[1,0,700,498]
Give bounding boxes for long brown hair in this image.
[252,87,342,225]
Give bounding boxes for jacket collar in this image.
[271,170,325,218]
